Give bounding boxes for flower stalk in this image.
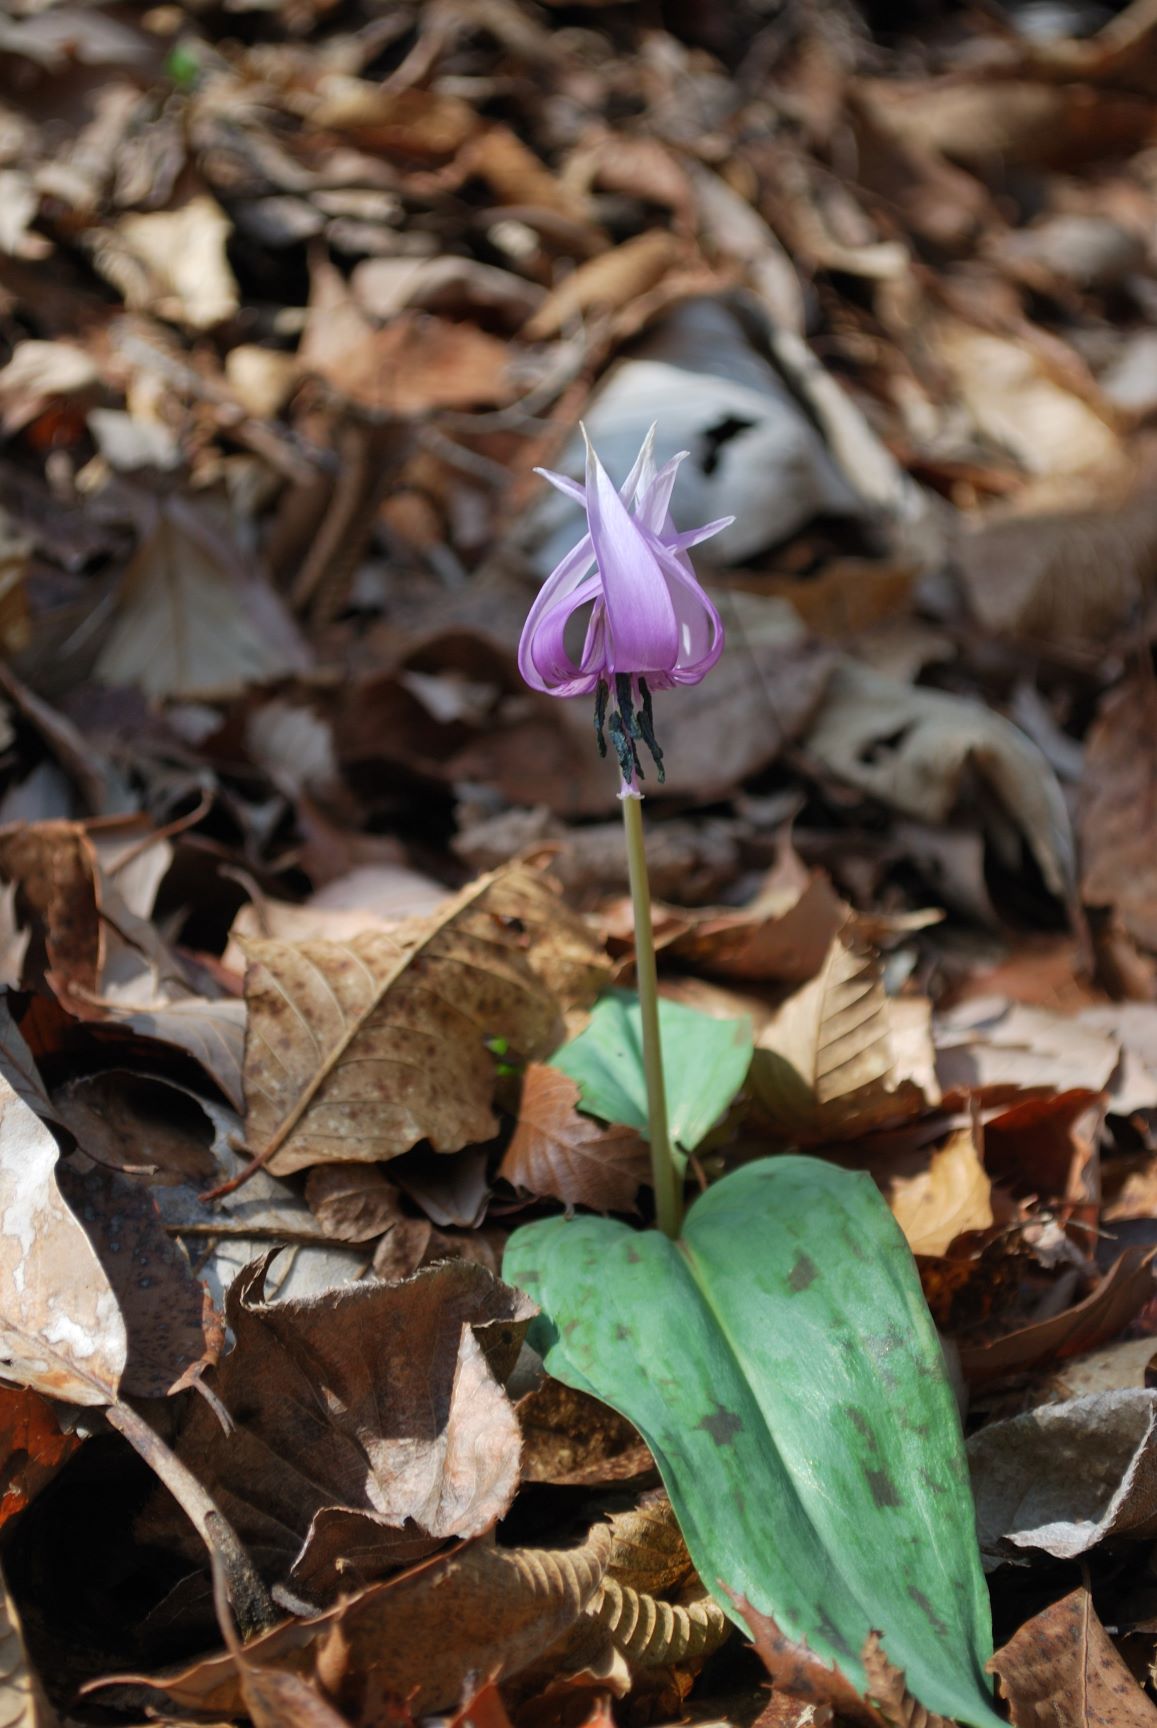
[517,424,731,1236]
[621,788,682,1237]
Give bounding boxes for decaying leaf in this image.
[141,1256,533,1597]
[990,1589,1157,1728]
[500,1065,650,1213]
[804,660,1076,903]
[751,927,939,1141]
[518,1378,654,1487]
[1081,672,1157,953]
[958,1248,1157,1387]
[94,497,309,701]
[0,1077,126,1406]
[97,1524,614,1718]
[240,861,606,1178]
[873,1126,994,1258]
[968,1389,1157,1563]
[0,1560,55,1727]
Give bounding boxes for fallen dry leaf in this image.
[500,1064,650,1213]
[0,1076,126,1406]
[936,999,1121,1105]
[518,1378,654,1487]
[94,496,309,701]
[1081,671,1157,953]
[0,1560,55,1727]
[990,1588,1157,1728]
[54,1161,220,1397]
[958,1247,1156,1387]
[804,660,1076,903]
[0,1386,79,1533]
[751,927,939,1142]
[142,1255,533,1599]
[874,1125,994,1258]
[969,1388,1157,1564]
[99,196,239,330]
[100,1524,614,1718]
[239,861,605,1179]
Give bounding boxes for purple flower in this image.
[518,428,731,788]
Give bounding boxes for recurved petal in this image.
[517,532,597,690]
[653,542,725,682]
[584,432,678,676]
[525,573,605,695]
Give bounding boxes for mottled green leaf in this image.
[551,991,751,1161]
[503,1156,999,1728]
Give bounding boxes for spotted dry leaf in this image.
[241,862,606,1177]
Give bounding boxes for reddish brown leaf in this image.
[0,1385,80,1531]
[501,1066,650,1213]
[959,1247,1157,1386]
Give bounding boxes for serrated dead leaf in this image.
[240,861,605,1178]
[750,927,938,1141]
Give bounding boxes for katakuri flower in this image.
[518,427,732,791]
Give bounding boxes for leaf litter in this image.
[4,0,1157,1723]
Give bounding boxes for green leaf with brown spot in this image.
[503,1155,1000,1728]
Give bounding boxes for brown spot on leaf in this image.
[788,1253,818,1293]
[697,1404,743,1446]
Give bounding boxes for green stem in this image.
[621,791,682,1238]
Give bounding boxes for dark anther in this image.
[607,711,643,784]
[615,673,642,739]
[593,679,609,758]
[636,677,666,784]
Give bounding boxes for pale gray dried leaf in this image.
[968,1389,1157,1565]
[805,660,1076,902]
[94,496,309,700]
[0,1077,126,1405]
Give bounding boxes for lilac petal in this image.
[527,571,604,690]
[518,534,597,690]
[633,451,688,534]
[534,467,587,507]
[536,429,655,514]
[628,424,659,507]
[584,432,678,675]
[652,542,725,681]
[663,515,734,552]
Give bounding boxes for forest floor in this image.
[3,1,1157,1724]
